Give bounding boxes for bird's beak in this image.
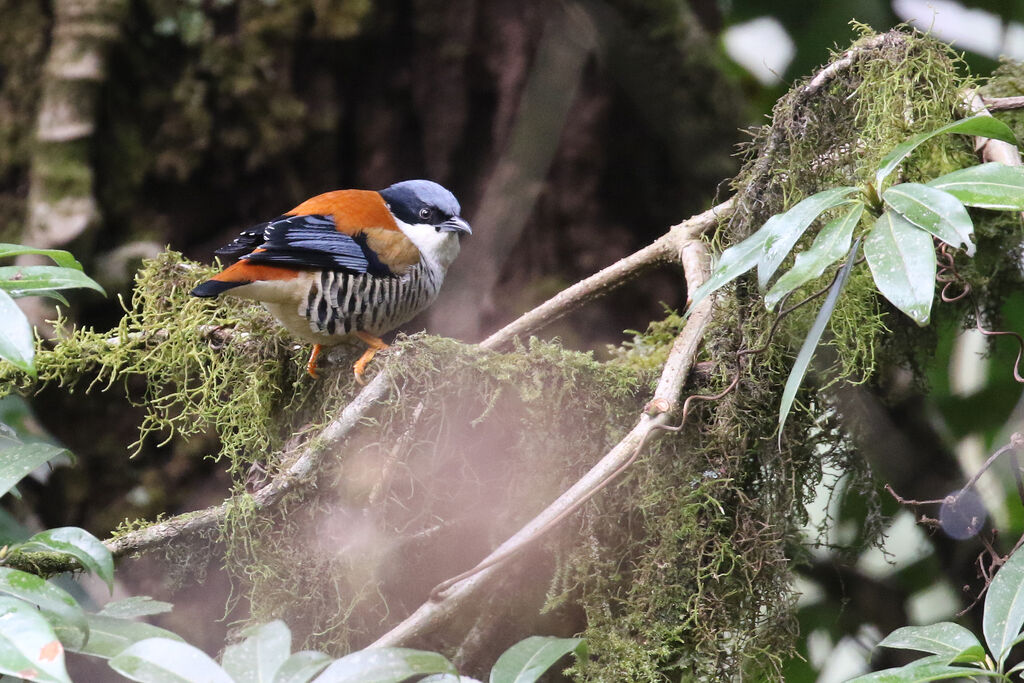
[439,216,472,235]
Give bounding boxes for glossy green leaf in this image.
[272,651,332,683]
[882,183,975,256]
[0,569,87,651]
[864,212,937,326]
[0,245,82,270]
[0,596,69,683]
[778,238,860,438]
[764,202,862,311]
[310,647,456,682]
[685,228,769,314]
[757,186,859,289]
[24,291,70,306]
[878,623,985,663]
[222,620,290,683]
[0,290,35,377]
[927,162,1024,210]
[0,266,104,298]
[984,547,1024,667]
[875,114,1018,188]
[18,527,113,592]
[0,442,66,498]
[847,655,997,682]
[97,597,173,619]
[110,637,232,683]
[75,614,183,660]
[489,636,587,683]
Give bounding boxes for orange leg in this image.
[306,343,322,378]
[352,331,389,384]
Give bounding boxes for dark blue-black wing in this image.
[214,222,271,261]
[233,215,393,276]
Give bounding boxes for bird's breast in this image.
[293,262,445,342]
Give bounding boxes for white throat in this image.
[395,220,462,272]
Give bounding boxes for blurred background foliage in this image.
[4,0,1024,680]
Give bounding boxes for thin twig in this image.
[481,197,734,349]
[981,95,1024,112]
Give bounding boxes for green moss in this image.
[0,251,315,479]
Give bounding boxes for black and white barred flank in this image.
[298,262,444,337]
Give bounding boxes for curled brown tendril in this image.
[935,242,1024,383]
[937,242,971,302]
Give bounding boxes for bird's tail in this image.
[191,260,299,298]
[191,279,248,297]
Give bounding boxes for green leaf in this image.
[0,266,105,298]
[0,245,82,270]
[75,614,183,660]
[0,596,70,683]
[222,620,291,683]
[778,238,861,438]
[984,547,1024,667]
[927,162,1024,210]
[97,597,173,619]
[0,569,87,651]
[876,114,1019,188]
[847,658,997,682]
[272,651,332,683]
[0,290,35,377]
[882,183,975,256]
[0,442,66,498]
[109,637,233,683]
[310,647,457,682]
[878,623,986,663]
[764,202,863,311]
[685,229,769,314]
[17,527,114,592]
[864,211,937,326]
[757,186,860,289]
[23,291,70,306]
[489,636,587,683]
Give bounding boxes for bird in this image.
[191,179,471,381]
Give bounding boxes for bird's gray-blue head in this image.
[380,180,471,235]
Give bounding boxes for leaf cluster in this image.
[0,244,104,377]
[852,547,1024,681]
[688,114,1024,434]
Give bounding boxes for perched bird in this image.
[191,179,471,381]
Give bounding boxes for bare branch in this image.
[981,95,1024,112]
[964,91,1023,167]
[481,197,733,349]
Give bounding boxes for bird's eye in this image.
[419,207,432,220]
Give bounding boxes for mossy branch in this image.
[40,196,729,565]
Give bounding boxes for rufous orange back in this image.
[287,190,400,234]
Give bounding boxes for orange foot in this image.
[352,331,389,385]
[306,343,322,378]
